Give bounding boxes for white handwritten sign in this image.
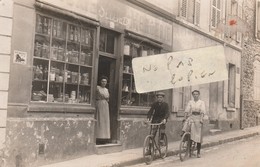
[132,45,228,93]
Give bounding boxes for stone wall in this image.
[5,118,95,167]
[242,0,260,128]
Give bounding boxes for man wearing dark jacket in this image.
[147,92,169,142]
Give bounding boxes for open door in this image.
[97,55,118,144]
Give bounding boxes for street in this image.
[128,135,260,167]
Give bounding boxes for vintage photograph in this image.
[0,0,260,166]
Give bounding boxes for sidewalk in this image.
[41,126,260,167]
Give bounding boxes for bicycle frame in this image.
[147,122,165,155]
[143,121,168,164]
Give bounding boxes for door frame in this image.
[94,27,122,143]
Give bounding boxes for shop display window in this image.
[32,14,94,104]
[121,39,160,107]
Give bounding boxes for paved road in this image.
[128,135,260,167]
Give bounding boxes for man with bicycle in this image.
[181,90,205,158]
[147,92,169,144]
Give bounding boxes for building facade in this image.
[241,0,260,128]
[0,0,249,166]
[168,0,243,132]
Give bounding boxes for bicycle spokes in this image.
[179,133,190,161]
[159,134,168,158]
[143,136,154,165]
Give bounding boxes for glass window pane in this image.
[99,31,106,52]
[121,38,160,107]
[32,14,93,105]
[106,33,115,54]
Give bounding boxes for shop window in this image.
[32,13,94,104]
[228,64,236,107]
[211,0,221,28]
[121,38,160,107]
[179,0,201,26]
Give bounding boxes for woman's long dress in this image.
[96,85,110,139]
[183,99,206,143]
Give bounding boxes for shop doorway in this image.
[96,55,118,144]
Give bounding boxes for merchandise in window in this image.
[121,38,159,107]
[32,14,94,104]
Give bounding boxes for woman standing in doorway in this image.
[96,76,110,144]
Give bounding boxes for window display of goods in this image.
[67,50,79,64]
[81,73,89,85]
[34,42,49,58]
[71,72,78,84]
[32,90,47,101]
[41,43,50,58]
[51,45,65,61]
[32,14,94,104]
[36,15,51,35]
[33,65,47,80]
[53,20,64,38]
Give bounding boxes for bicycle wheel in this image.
[159,134,168,158]
[190,141,197,157]
[179,132,190,161]
[143,135,154,165]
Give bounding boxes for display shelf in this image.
[121,38,160,107]
[33,79,48,82]
[33,57,49,61]
[31,13,94,104]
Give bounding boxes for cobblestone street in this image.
[129,136,260,167]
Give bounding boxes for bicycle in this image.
[179,119,202,161]
[179,131,197,161]
[143,121,168,165]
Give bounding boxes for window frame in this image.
[31,12,96,107]
[228,63,236,108]
[211,0,222,28]
[179,0,201,26]
[121,37,161,108]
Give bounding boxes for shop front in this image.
[7,0,173,166]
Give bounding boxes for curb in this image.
[110,132,259,167]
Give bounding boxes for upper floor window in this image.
[179,0,201,26]
[211,0,221,28]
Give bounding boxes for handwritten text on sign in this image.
[132,46,228,93]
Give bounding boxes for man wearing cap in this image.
[182,90,205,158]
[147,92,169,143]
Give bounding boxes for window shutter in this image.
[180,0,188,18]
[235,4,242,43]
[236,32,242,43]
[216,3,221,26]
[238,4,242,18]
[211,0,221,28]
[187,0,195,23]
[211,5,217,27]
[256,0,260,39]
[194,0,201,25]
[235,69,240,108]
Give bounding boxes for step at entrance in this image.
[95,143,123,155]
